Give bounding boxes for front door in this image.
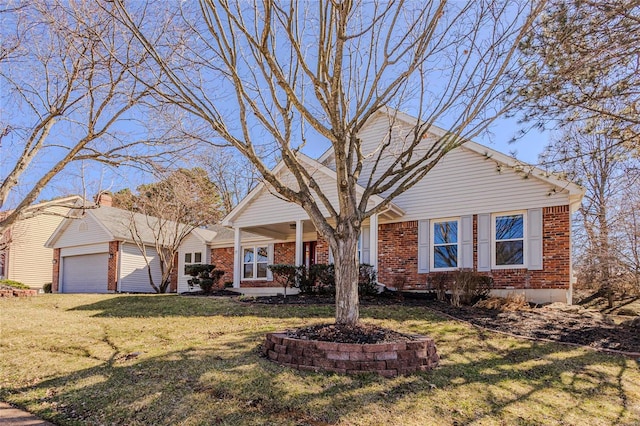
[303,241,316,269]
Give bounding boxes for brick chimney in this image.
[96,192,113,207]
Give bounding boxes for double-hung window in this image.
[432,219,459,270]
[493,212,525,267]
[184,252,202,274]
[243,246,268,279]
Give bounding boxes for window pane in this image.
[434,245,458,268]
[496,215,523,240]
[243,248,254,263]
[184,253,192,263]
[257,263,268,278]
[496,240,524,265]
[434,221,458,244]
[256,247,268,262]
[243,264,254,279]
[194,252,202,263]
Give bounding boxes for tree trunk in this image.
[332,224,360,325]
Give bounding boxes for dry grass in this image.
[474,294,530,311]
[1,294,639,425]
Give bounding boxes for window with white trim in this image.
[431,218,459,270]
[184,251,203,274]
[493,212,525,267]
[243,246,268,279]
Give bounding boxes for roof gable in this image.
[221,154,402,228]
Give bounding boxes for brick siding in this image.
[212,205,570,291]
[107,241,119,292]
[379,205,571,290]
[211,247,234,285]
[52,248,61,292]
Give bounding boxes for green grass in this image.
[1,294,639,425]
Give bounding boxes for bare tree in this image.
[614,176,640,293]
[540,123,639,306]
[0,0,186,233]
[124,169,223,293]
[114,0,544,325]
[202,149,260,215]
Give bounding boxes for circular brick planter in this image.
[263,332,439,377]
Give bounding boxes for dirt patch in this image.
[429,300,640,354]
[180,289,240,297]
[252,293,640,354]
[286,323,415,344]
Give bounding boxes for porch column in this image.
[369,213,378,272]
[295,219,304,266]
[233,227,241,288]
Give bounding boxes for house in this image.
[0,196,83,289]
[211,110,584,304]
[45,194,182,293]
[176,225,232,293]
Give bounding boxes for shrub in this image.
[450,269,493,307]
[185,264,224,294]
[358,264,378,296]
[310,263,335,296]
[427,273,451,302]
[0,279,29,289]
[268,264,304,297]
[43,282,52,293]
[223,281,233,288]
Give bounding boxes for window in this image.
[243,246,268,279]
[494,213,525,267]
[432,219,458,270]
[184,251,203,274]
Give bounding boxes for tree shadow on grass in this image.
[67,294,449,324]
[5,324,638,426]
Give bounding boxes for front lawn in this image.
[1,294,639,425]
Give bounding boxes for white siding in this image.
[386,147,570,221]
[52,215,112,249]
[60,243,109,257]
[6,206,69,288]
[332,113,572,220]
[118,243,162,293]
[61,253,109,293]
[177,234,209,293]
[233,170,339,227]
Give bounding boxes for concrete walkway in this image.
[0,402,54,425]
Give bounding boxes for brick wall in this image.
[316,233,330,264]
[107,241,119,292]
[378,221,421,288]
[169,253,178,292]
[209,205,571,292]
[212,247,234,285]
[377,206,571,290]
[212,243,298,287]
[52,248,61,292]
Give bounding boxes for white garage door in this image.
[119,243,162,293]
[61,253,109,293]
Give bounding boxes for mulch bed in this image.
[250,293,640,354]
[286,323,415,344]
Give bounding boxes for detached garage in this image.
[45,199,175,294]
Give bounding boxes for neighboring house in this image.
[213,110,584,304]
[0,196,83,289]
[45,194,181,294]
